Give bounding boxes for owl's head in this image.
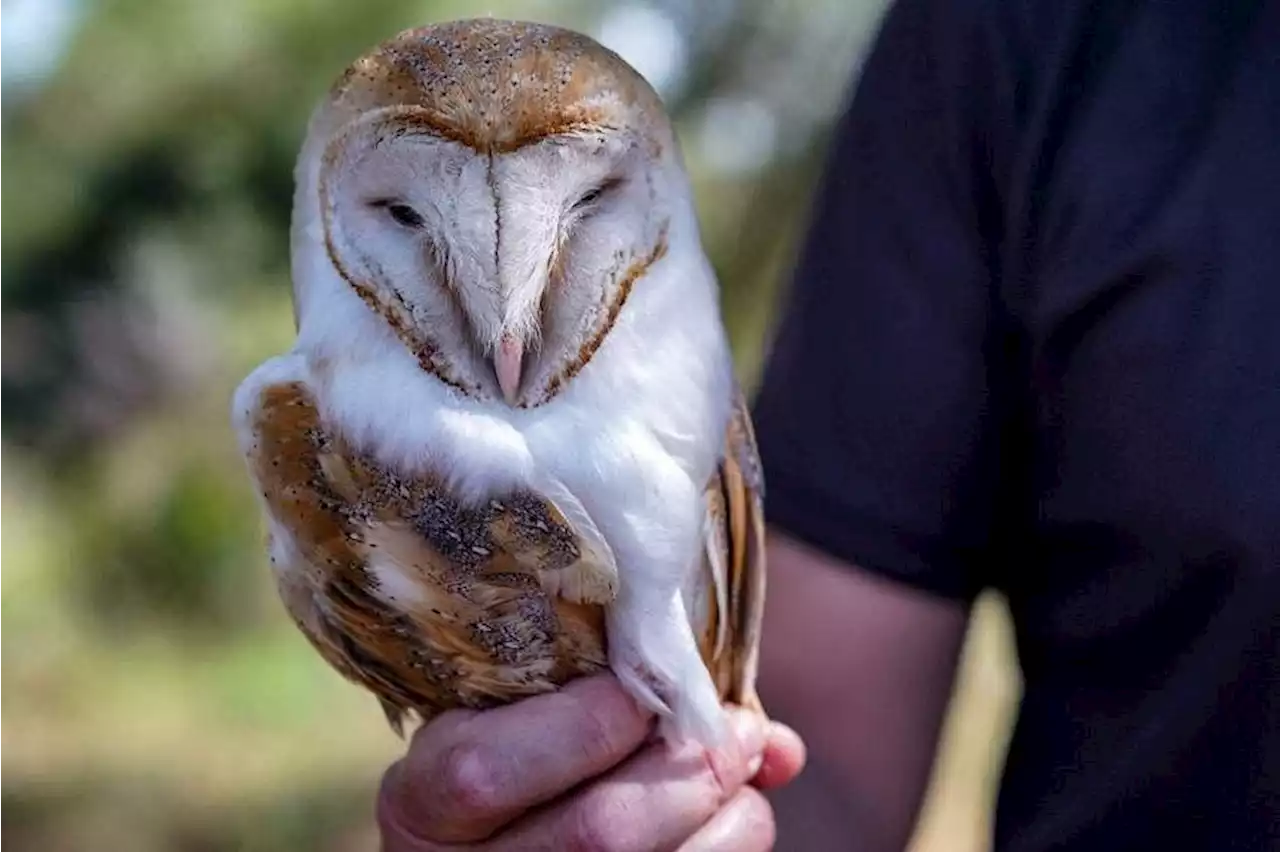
[293,19,692,407]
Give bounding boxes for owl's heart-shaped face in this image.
[302,20,684,408]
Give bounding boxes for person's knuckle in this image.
[567,795,630,852]
[435,740,505,815]
[376,762,440,848]
[575,698,628,762]
[375,764,406,829]
[691,745,732,803]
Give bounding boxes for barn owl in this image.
[232,19,765,748]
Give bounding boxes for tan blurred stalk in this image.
[908,594,1021,852]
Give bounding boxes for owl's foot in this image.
[738,687,765,716]
[607,591,727,750]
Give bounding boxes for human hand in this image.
[377,674,806,850]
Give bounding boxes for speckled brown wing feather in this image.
[699,388,767,713]
[243,379,612,733]
[241,378,767,732]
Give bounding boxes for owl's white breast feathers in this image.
[236,199,734,743]
[295,202,729,544]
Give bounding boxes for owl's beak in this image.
[493,333,524,405]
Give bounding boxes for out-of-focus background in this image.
[2,0,1021,849]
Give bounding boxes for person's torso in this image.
[991,2,1280,848]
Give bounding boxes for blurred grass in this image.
[2,0,1019,848]
[3,293,403,852]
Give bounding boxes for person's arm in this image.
[759,531,969,851]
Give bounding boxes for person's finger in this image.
[378,763,439,852]
[677,787,777,851]
[380,675,654,844]
[502,707,766,852]
[751,720,807,790]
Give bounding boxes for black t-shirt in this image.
[751,0,1280,849]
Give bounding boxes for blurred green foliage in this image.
[2,1,1014,849]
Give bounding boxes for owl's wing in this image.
[232,356,614,734]
[699,387,768,713]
